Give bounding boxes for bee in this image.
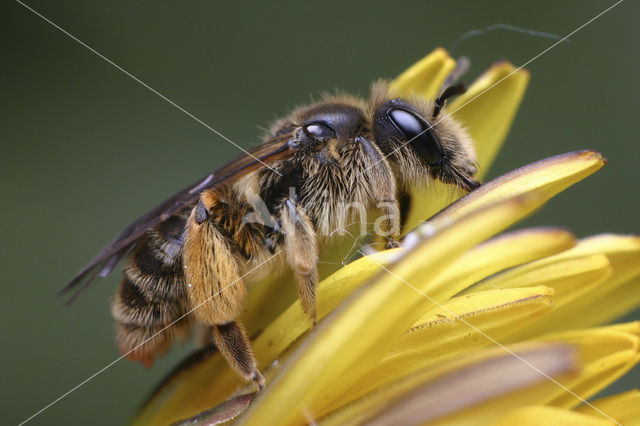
[62,75,479,389]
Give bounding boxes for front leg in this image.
[280,199,319,324]
[355,136,401,248]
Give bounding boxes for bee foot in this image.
[385,238,401,249]
[253,370,266,391]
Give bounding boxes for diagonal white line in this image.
[359,250,621,425]
[16,0,282,176]
[18,251,282,426]
[356,0,625,180]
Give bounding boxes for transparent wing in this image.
[61,137,294,304]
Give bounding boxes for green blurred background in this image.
[2,1,638,424]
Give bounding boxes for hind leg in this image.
[183,188,264,388]
[213,321,265,389]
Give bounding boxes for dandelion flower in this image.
[133,49,640,426]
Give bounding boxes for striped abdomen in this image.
[111,211,192,366]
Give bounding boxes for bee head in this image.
[370,81,480,192]
[295,102,364,147]
[268,96,368,164]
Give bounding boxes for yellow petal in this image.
[319,343,576,426]
[132,249,402,425]
[492,406,612,426]
[132,349,230,426]
[404,60,530,229]
[550,353,639,412]
[389,47,456,99]
[576,390,640,426]
[242,227,398,335]
[138,151,605,424]
[239,193,552,426]
[570,234,640,279]
[325,286,555,411]
[253,249,404,363]
[241,269,295,336]
[471,252,611,290]
[468,253,612,341]
[535,234,640,331]
[448,61,530,176]
[537,323,640,411]
[327,324,638,426]
[414,325,637,426]
[427,150,606,230]
[418,226,575,303]
[404,286,555,352]
[137,227,576,424]
[585,274,640,326]
[139,231,573,424]
[605,321,640,335]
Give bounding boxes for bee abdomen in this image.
[111,211,192,366]
[126,212,188,300]
[112,275,185,326]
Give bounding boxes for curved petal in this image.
[576,390,640,425]
[448,61,530,175]
[319,343,576,426]
[427,150,606,230]
[132,249,402,425]
[315,325,639,426]
[404,286,555,353]
[136,152,605,424]
[239,193,553,426]
[430,325,638,426]
[469,253,612,343]
[390,48,456,99]
[532,234,640,331]
[492,406,611,426]
[322,286,556,412]
[486,254,612,341]
[404,60,530,230]
[538,323,640,410]
[407,227,575,302]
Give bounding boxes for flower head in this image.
[133,49,640,426]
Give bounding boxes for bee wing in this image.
[61,137,295,304]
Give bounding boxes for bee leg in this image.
[372,173,401,249]
[355,136,401,248]
[280,199,319,325]
[183,189,264,388]
[370,163,400,249]
[213,321,265,390]
[380,200,401,249]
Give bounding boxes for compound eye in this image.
[388,108,444,165]
[303,122,335,142]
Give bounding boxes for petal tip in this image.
[528,226,577,244]
[492,59,515,69]
[432,46,453,59]
[579,149,607,165]
[550,149,606,169]
[487,59,529,78]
